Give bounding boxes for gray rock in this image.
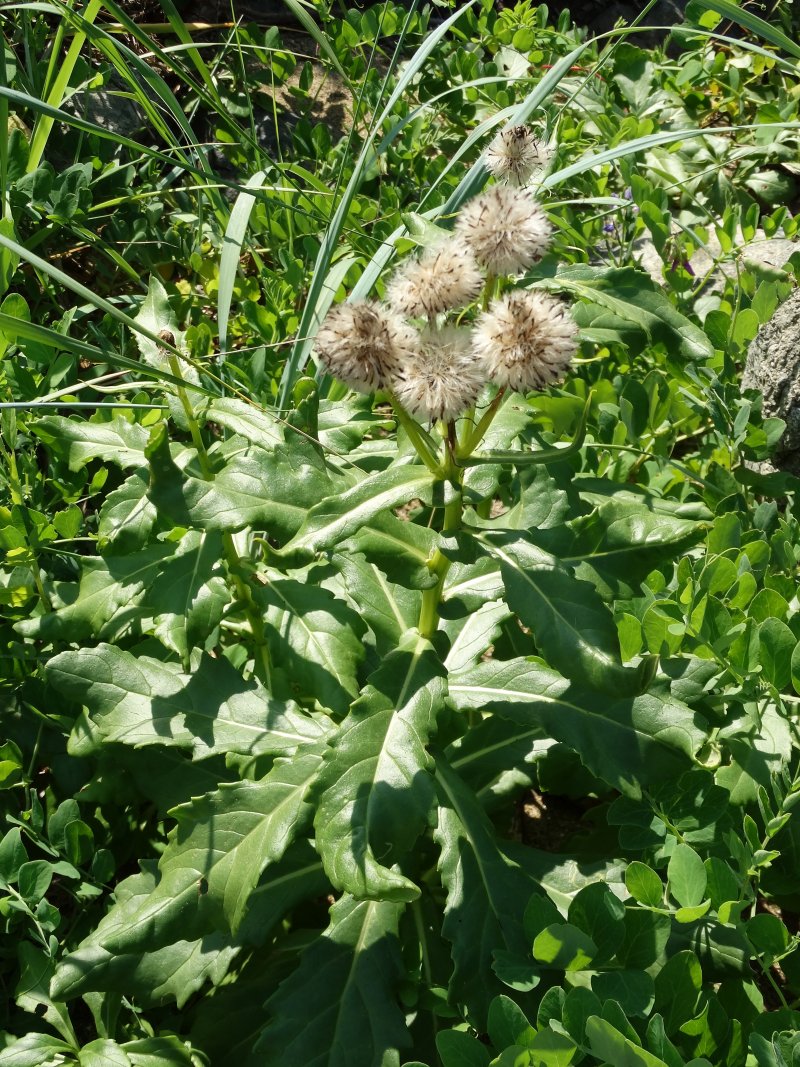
[743,289,800,475]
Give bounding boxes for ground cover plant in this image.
[2,0,800,1063]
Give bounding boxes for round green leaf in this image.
[533,924,597,971]
[18,860,53,903]
[747,913,790,957]
[668,844,707,908]
[625,862,663,908]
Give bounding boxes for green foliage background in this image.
[1,1,800,1065]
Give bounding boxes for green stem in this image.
[481,272,497,312]
[460,386,507,458]
[418,445,462,640]
[388,392,443,474]
[166,352,213,479]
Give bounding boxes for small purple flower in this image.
[623,187,633,200]
[602,221,616,234]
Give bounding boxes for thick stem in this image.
[418,449,462,640]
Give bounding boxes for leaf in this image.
[147,531,231,661]
[533,923,597,970]
[53,841,326,1007]
[15,545,169,642]
[591,971,655,1019]
[758,618,795,689]
[342,512,437,590]
[668,845,707,909]
[625,862,664,909]
[585,1017,670,1067]
[14,943,76,1045]
[436,1030,491,1067]
[563,498,707,597]
[543,264,714,361]
[450,658,705,796]
[254,894,411,1066]
[447,716,542,807]
[314,632,446,901]
[331,551,421,656]
[53,752,323,995]
[46,644,327,758]
[476,532,639,694]
[568,882,626,964]
[31,414,151,470]
[256,577,365,715]
[0,1034,75,1067]
[97,469,157,551]
[443,600,511,674]
[653,951,702,1035]
[282,465,434,559]
[434,756,538,1022]
[146,424,334,540]
[204,396,284,451]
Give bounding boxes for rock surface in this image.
[743,289,800,475]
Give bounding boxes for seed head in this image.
[472,289,578,393]
[385,240,483,318]
[315,301,419,392]
[485,125,552,186]
[392,326,485,423]
[455,186,552,277]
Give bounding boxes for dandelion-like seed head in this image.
[473,289,578,393]
[386,240,483,318]
[315,301,419,393]
[393,326,485,423]
[455,186,552,277]
[485,125,552,187]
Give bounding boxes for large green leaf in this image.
[204,396,285,451]
[331,552,422,656]
[281,465,435,559]
[148,532,231,661]
[341,512,438,590]
[15,545,169,642]
[314,632,446,901]
[540,265,714,362]
[256,577,366,715]
[447,716,543,808]
[476,531,640,694]
[46,644,327,758]
[449,658,706,796]
[31,414,151,470]
[563,498,708,597]
[52,839,327,1007]
[52,753,324,1001]
[146,424,334,540]
[434,756,538,1022]
[97,469,157,551]
[254,893,410,1066]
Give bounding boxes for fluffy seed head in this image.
[455,187,552,276]
[315,301,419,392]
[472,289,578,393]
[485,125,552,186]
[392,326,485,423]
[386,240,483,318]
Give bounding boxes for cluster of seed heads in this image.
[314,125,576,425]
